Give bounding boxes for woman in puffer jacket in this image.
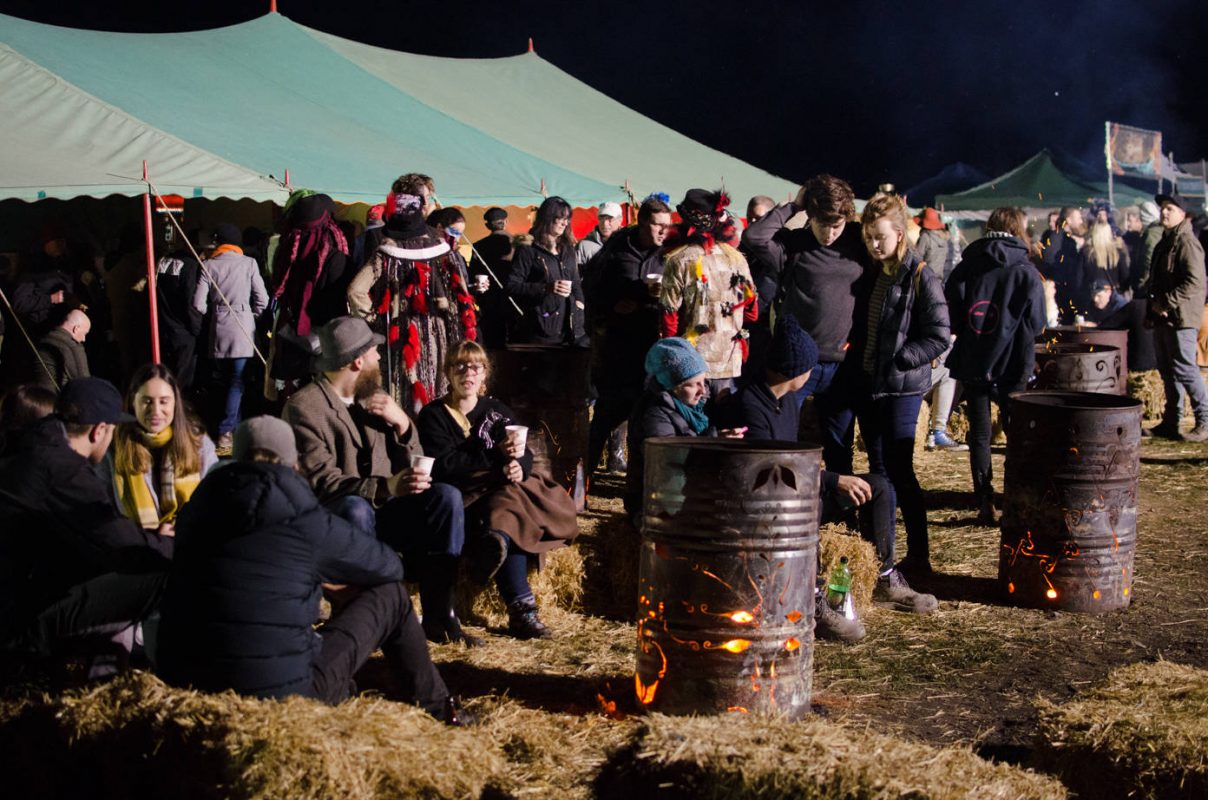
[844,193,950,575]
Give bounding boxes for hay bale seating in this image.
[0,671,508,800]
[1035,660,1208,800]
[455,542,586,628]
[818,523,879,614]
[594,713,1067,800]
[1128,369,1165,422]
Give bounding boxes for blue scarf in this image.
[673,396,710,434]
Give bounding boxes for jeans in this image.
[795,360,856,474]
[327,484,465,581]
[964,380,1025,504]
[312,581,448,713]
[820,472,896,571]
[1153,325,1208,427]
[494,541,535,607]
[216,357,249,435]
[854,392,928,561]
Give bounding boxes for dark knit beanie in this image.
[767,315,819,379]
[213,223,243,247]
[644,337,708,390]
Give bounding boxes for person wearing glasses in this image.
[417,341,578,640]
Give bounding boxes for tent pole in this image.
[1104,121,1114,208]
[270,1,278,12]
[142,161,161,364]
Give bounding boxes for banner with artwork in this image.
[1106,122,1163,178]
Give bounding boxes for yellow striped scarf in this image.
[114,426,202,528]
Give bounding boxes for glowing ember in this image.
[1007,582,1015,594]
[729,610,755,624]
[1046,588,1058,600]
[720,639,751,653]
[1123,587,1130,596]
[786,610,803,623]
[784,637,801,651]
[727,706,749,713]
[1093,590,1101,599]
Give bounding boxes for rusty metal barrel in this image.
[1038,326,1129,390]
[635,437,821,718]
[492,344,589,510]
[1000,392,1141,613]
[1033,342,1125,395]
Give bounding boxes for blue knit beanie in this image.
[767,315,819,379]
[645,338,708,390]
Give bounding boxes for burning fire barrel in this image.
[492,344,589,510]
[1038,326,1129,389]
[1000,392,1141,613]
[1033,342,1124,395]
[635,437,820,718]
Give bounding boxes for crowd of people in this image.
[1,168,1205,720]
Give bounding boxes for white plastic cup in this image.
[644,273,663,286]
[504,424,528,449]
[410,455,435,475]
[1074,315,1086,327]
[474,274,490,292]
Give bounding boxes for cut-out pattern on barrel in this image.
[635,438,820,718]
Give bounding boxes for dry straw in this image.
[1035,660,1208,800]
[1128,369,1165,422]
[0,671,508,799]
[595,713,1067,799]
[818,523,879,613]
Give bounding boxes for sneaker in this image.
[927,430,969,451]
[215,431,234,457]
[507,599,552,640]
[924,432,936,450]
[874,569,938,614]
[1184,423,1208,442]
[466,530,508,585]
[814,595,865,643]
[439,695,478,727]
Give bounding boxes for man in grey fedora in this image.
[282,316,476,645]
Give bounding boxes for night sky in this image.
[2,0,1204,197]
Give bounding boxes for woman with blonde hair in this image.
[1081,216,1131,304]
[845,193,950,576]
[105,363,217,534]
[416,340,577,640]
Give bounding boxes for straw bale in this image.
[580,512,643,620]
[819,523,879,614]
[595,713,1067,800]
[0,671,508,800]
[457,543,585,627]
[1128,369,1165,422]
[1034,660,1208,800]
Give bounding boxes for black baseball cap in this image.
[56,377,136,424]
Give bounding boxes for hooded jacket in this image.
[849,250,950,398]
[506,242,587,346]
[156,462,403,700]
[945,233,1047,386]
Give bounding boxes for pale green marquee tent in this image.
[0,11,797,208]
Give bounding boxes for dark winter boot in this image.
[605,424,628,473]
[420,569,482,648]
[506,597,551,640]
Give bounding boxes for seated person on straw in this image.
[283,316,474,646]
[156,417,465,723]
[720,316,938,642]
[0,378,171,675]
[417,341,578,640]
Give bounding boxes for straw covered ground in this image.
[1,388,1206,797]
[1034,660,1208,799]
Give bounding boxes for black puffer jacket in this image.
[156,462,403,700]
[946,233,1047,387]
[849,250,950,398]
[506,243,587,345]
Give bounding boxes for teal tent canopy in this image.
[936,150,1149,212]
[0,12,798,208]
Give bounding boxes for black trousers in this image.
[312,581,448,713]
[820,472,896,571]
[12,570,168,660]
[964,380,1025,504]
[587,384,641,477]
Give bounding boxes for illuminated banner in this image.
[1106,122,1163,178]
